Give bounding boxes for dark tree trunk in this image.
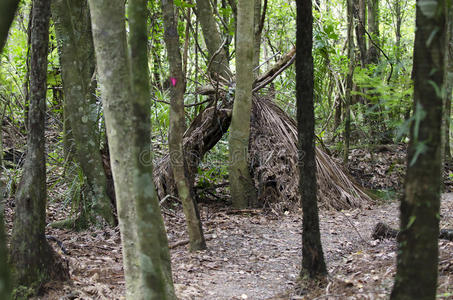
[10,0,69,288]
[0,0,20,51]
[344,0,354,163]
[296,0,327,279]
[444,3,453,164]
[354,0,367,67]
[390,0,446,299]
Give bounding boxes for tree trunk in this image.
[162,0,207,252]
[444,4,453,163]
[344,0,354,163]
[253,0,262,74]
[129,0,177,297]
[10,0,69,288]
[229,0,257,208]
[395,0,402,68]
[390,0,446,299]
[51,0,115,226]
[88,0,176,297]
[296,0,327,279]
[355,0,367,67]
[194,0,232,80]
[0,0,20,51]
[367,0,379,64]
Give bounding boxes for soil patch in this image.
[3,193,451,299]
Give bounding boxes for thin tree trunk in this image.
[367,0,379,64]
[162,0,207,251]
[296,0,327,279]
[229,0,257,208]
[194,0,232,79]
[395,0,402,68]
[355,0,367,67]
[129,0,176,297]
[10,0,69,288]
[344,0,354,163]
[444,3,453,163]
[390,0,446,298]
[253,0,262,73]
[51,0,115,226]
[88,0,176,297]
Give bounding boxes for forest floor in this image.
[2,145,453,299]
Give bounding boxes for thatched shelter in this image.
[153,94,373,211]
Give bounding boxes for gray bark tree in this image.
[390,0,446,299]
[297,0,327,279]
[51,0,115,227]
[229,0,258,208]
[162,0,207,251]
[88,0,176,297]
[10,0,69,290]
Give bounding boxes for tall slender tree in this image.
[162,0,207,251]
[444,3,453,163]
[51,0,115,227]
[296,0,327,279]
[390,0,446,299]
[229,0,257,208]
[10,0,69,289]
[343,0,354,163]
[88,0,176,297]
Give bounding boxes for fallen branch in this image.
[169,234,215,249]
[372,222,453,241]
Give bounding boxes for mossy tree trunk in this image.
[10,0,69,288]
[0,0,20,51]
[296,0,327,279]
[229,0,258,208]
[88,0,176,298]
[51,0,115,226]
[390,0,446,299]
[162,0,207,252]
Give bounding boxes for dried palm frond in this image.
[250,96,373,210]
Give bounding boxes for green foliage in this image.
[352,63,413,144]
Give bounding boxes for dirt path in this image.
[10,193,451,299]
